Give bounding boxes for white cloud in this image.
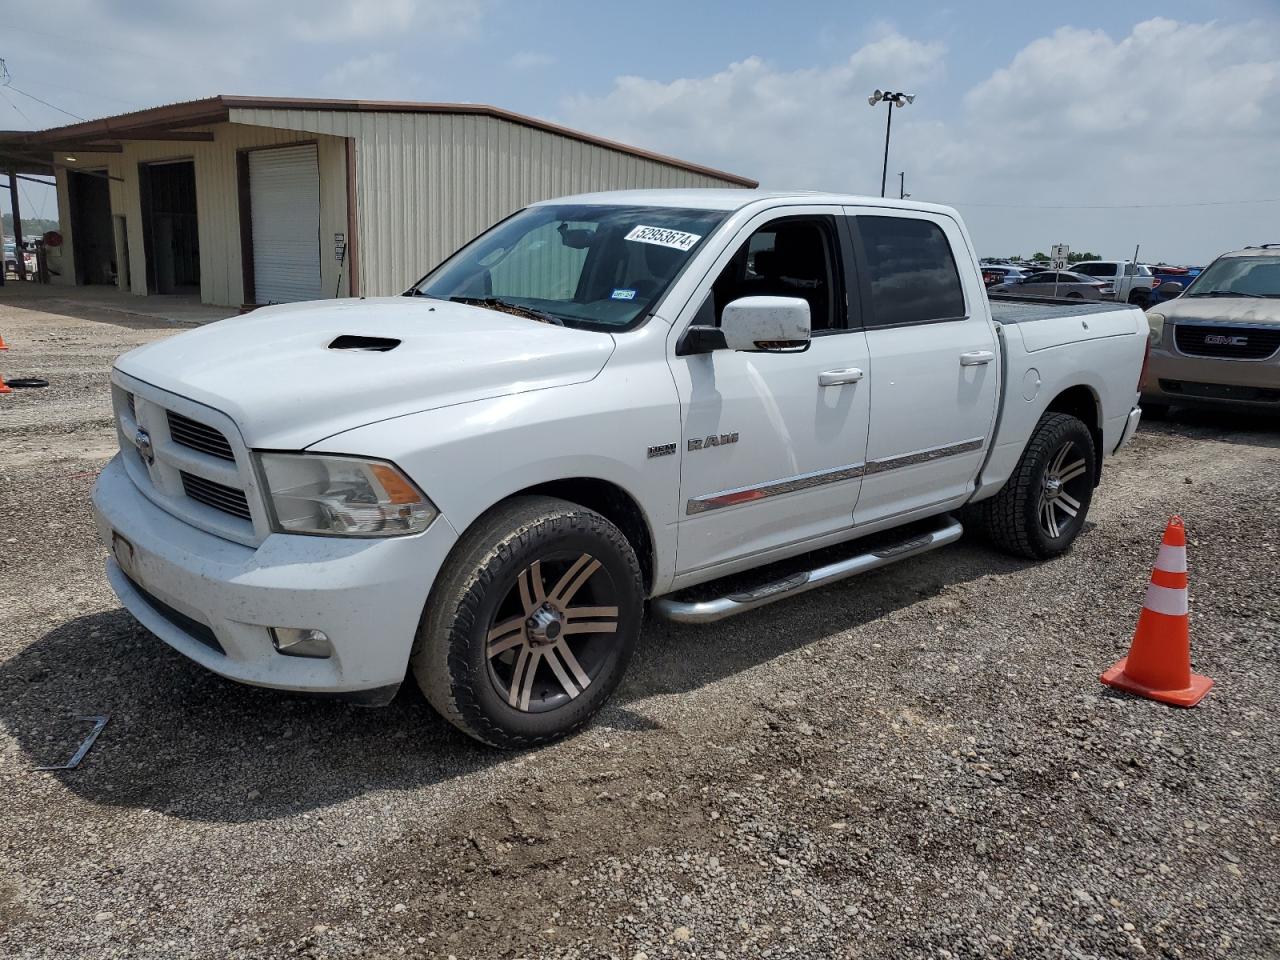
[561,19,1280,263]
[563,33,946,191]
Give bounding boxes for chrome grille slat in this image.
[167,410,237,461]
[181,472,253,520]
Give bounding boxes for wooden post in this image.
[8,169,25,281]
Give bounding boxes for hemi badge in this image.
[647,443,676,459]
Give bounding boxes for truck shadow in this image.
[1,537,1033,824]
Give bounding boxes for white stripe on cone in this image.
[1155,543,1187,573]
[1144,582,1189,617]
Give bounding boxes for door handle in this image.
[818,367,865,387]
[959,351,995,366]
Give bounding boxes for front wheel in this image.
[413,496,643,748]
[969,412,1097,560]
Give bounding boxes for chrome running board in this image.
[652,516,964,624]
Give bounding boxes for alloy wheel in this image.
[484,552,620,713]
[1037,440,1089,539]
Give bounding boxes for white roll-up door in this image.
[249,144,322,304]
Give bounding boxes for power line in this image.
[4,83,84,122]
[0,85,33,124]
[952,197,1280,210]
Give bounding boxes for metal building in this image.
[0,96,755,308]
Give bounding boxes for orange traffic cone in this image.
[0,332,8,350]
[1100,516,1212,707]
[0,374,11,395]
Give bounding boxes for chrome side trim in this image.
[654,516,964,623]
[685,461,865,515]
[863,437,986,475]
[685,437,986,515]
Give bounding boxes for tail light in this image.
[1152,277,1162,288]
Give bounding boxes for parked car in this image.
[1141,244,1280,414]
[1148,265,1201,306]
[981,264,1031,287]
[989,270,1109,300]
[91,190,1147,747]
[1070,261,1156,305]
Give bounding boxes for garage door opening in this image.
[68,170,115,285]
[242,143,322,304]
[139,159,200,295]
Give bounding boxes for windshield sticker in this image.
[611,288,637,300]
[624,225,702,252]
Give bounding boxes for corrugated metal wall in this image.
[57,124,347,306]
[229,107,743,297]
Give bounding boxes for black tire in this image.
[1141,402,1169,420]
[1128,289,1149,306]
[412,495,643,749]
[968,412,1097,560]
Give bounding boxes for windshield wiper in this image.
[1191,290,1265,298]
[448,296,565,325]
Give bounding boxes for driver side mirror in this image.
[721,296,811,352]
[1159,281,1184,297]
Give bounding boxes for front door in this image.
[844,209,1000,524]
[669,208,872,577]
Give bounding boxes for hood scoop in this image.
[328,334,401,352]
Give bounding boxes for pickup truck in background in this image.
[92,190,1148,748]
[1070,260,1157,305]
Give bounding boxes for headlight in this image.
[257,453,437,537]
[1146,312,1166,347]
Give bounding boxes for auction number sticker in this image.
[624,225,702,251]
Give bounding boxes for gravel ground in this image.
[1,291,1278,959]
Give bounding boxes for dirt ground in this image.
[1,290,1277,959]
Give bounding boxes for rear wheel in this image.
[970,413,1096,560]
[413,496,643,748]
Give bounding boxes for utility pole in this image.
[8,169,25,282]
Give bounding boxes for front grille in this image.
[181,471,253,520]
[167,411,236,461]
[1173,324,1280,360]
[126,574,224,654]
[1158,379,1280,403]
[126,392,136,420]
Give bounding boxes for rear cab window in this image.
[851,215,966,327]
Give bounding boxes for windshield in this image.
[1185,255,1280,298]
[412,204,728,330]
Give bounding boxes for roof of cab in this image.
[535,188,961,217]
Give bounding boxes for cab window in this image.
[697,217,843,332]
[854,216,965,327]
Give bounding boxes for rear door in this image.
[843,209,1000,524]
[248,144,323,304]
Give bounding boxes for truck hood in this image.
[115,297,615,448]
[1157,296,1280,325]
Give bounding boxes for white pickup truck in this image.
[92,190,1148,747]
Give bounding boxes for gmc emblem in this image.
[1204,334,1248,346]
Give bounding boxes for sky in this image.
[2,0,1278,264]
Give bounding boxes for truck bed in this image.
[988,297,1127,324]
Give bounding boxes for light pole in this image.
[867,90,915,198]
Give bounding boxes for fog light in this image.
[270,627,333,659]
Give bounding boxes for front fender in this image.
[307,370,682,594]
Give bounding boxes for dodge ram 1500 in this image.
[92,190,1148,747]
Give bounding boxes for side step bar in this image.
[652,516,964,624]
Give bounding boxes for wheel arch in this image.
[1044,383,1103,484]
[453,477,657,594]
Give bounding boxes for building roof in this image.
[0,95,757,186]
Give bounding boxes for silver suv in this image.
[1141,245,1280,414]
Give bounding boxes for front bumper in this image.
[1142,344,1280,410]
[91,454,459,701]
